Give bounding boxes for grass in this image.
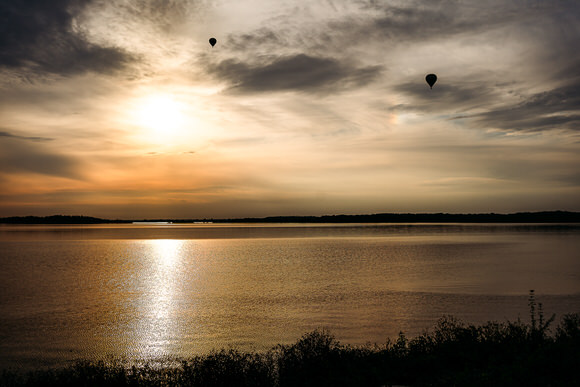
[2,292,579,386]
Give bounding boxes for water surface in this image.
[1,223,579,369]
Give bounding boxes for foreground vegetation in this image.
[3,294,579,386]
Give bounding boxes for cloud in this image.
[309,1,491,54]
[223,1,511,55]
[356,0,575,41]
[393,79,498,113]
[0,136,80,178]
[468,82,580,133]
[225,27,283,52]
[368,4,480,41]
[0,0,134,76]
[120,0,197,32]
[393,73,580,133]
[0,130,53,142]
[208,54,383,94]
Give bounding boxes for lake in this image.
[0,223,579,370]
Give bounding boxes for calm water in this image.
[1,223,579,370]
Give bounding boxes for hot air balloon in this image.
[209,38,217,47]
[426,74,437,89]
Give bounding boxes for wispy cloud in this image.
[473,82,580,133]
[0,130,53,142]
[393,80,498,113]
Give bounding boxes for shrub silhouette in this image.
[2,300,579,386]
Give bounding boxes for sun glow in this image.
[132,94,187,141]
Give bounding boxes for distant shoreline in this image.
[1,211,579,224]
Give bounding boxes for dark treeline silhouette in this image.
[2,211,579,224]
[214,211,580,223]
[0,215,128,224]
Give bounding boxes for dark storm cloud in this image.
[0,138,80,178]
[208,54,383,94]
[0,0,134,76]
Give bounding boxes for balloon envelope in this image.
[426,74,437,89]
[209,38,217,47]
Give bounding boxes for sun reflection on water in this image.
[132,239,186,360]
[153,239,182,269]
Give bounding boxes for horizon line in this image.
[1,210,580,224]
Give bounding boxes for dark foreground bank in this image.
[2,296,579,386]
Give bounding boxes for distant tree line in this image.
[0,215,128,224]
[213,211,580,223]
[1,211,579,224]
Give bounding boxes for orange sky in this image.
[1,0,579,219]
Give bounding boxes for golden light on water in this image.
[152,239,183,269]
[132,239,186,359]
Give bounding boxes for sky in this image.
[0,0,579,219]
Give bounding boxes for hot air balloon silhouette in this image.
[209,38,217,47]
[425,74,437,89]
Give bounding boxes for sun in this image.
[132,94,186,141]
